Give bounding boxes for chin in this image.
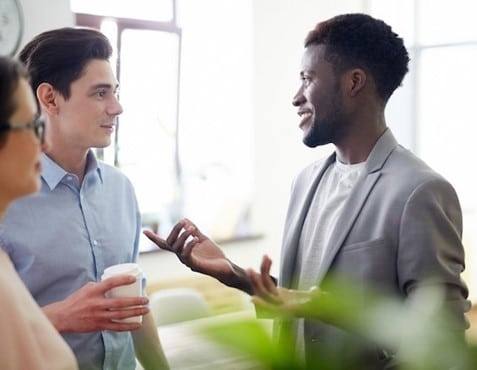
[93,144,110,151]
[303,124,335,147]
[303,134,329,148]
[97,139,112,148]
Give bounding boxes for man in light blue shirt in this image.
[0,28,168,370]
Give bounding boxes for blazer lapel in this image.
[279,154,336,288]
[316,172,381,282]
[315,129,399,283]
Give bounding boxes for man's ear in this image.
[36,82,60,114]
[344,68,367,97]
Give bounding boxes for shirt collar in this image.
[41,150,104,190]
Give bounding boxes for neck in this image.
[334,112,387,164]
[45,147,89,184]
[44,118,90,184]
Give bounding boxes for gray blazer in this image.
[277,128,469,367]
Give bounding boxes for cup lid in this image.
[102,263,142,279]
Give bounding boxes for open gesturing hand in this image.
[247,255,320,318]
[143,218,236,282]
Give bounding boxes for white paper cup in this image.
[101,263,144,323]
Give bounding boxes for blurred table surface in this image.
[137,304,477,369]
[137,310,272,370]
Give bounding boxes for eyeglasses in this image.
[0,117,46,144]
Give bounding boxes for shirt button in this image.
[93,240,98,246]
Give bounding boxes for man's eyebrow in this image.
[89,83,119,91]
[300,71,313,77]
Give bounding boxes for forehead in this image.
[73,59,118,89]
[301,44,330,72]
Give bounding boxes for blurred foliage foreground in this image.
[199,278,477,370]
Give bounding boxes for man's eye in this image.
[96,90,107,98]
[301,76,312,86]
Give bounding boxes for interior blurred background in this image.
[9,0,477,305]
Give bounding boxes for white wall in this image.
[16,0,475,301]
[139,0,366,281]
[250,0,366,274]
[17,0,74,54]
[25,1,447,291]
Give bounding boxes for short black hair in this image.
[305,13,409,102]
[19,27,113,100]
[0,57,29,145]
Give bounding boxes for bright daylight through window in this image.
[70,0,254,252]
[370,0,477,301]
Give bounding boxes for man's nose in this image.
[292,85,305,106]
[108,96,123,116]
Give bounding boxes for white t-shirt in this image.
[0,250,78,370]
[294,159,366,360]
[296,159,366,289]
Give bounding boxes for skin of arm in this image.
[42,275,150,332]
[132,311,169,370]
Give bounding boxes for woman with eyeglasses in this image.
[0,56,78,369]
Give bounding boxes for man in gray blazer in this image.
[145,13,469,369]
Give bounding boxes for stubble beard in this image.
[303,101,347,148]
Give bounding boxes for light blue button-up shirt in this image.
[0,151,141,370]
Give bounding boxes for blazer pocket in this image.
[333,237,396,287]
[340,237,386,253]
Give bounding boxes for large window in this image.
[369,0,477,300]
[71,0,254,252]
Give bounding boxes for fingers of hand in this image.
[99,275,137,293]
[105,305,149,319]
[260,255,278,295]
[181,218,207,240]
[102,296,149,310]
[181,236,199,260]
[91,308,147,331]
[171,227,194,255]
[167,220,187,245]
[143,230,171,251]
[98,298,149,328]
[247,268,281,304]
[159,219,203,254]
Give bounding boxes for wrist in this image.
[222,262,254,295]
[43,301,68,332]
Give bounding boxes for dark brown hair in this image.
[305,13,409,102]
[0,57,29,144]
[19,27,113,100]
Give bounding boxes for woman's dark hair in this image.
[19,27,113,100]
[0,57,29,144]
[305,13,410,102]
